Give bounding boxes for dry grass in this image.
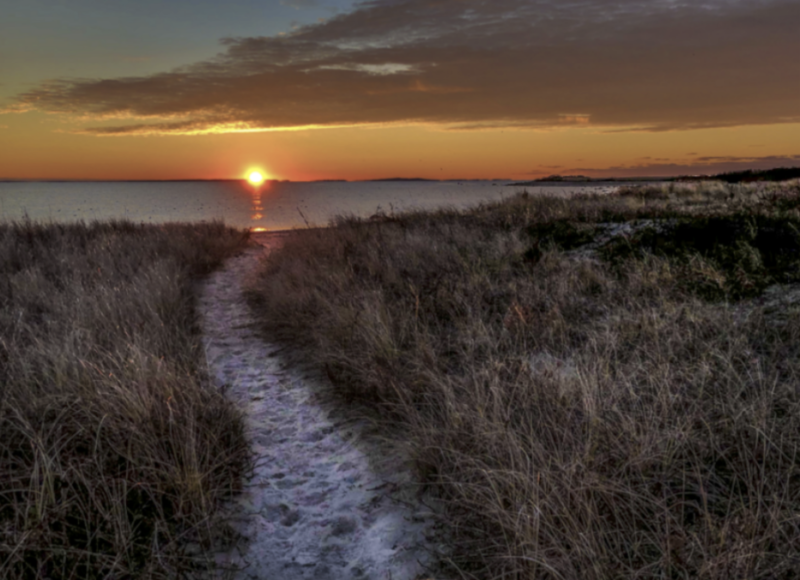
[0,220,251,579]
[247,180,800,579]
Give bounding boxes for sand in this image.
[198,233,446,580]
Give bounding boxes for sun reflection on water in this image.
[248,177,268,223]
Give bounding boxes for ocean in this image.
[0,180,623,231]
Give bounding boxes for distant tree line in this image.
[711,166,800,183]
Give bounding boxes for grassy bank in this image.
[0,220,250,578]
[247,180,800,579]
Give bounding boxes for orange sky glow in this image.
[1,0,799,181]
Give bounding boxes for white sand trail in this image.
[198,234,445,580]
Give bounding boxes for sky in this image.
[1,0,799,181]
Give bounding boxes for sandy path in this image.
[198,234,444,580]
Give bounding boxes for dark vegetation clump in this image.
[601,214,800,299]
[247,179,800,579]
[524,220,598,263]
[712,166,800,183]
[0,220,250,579]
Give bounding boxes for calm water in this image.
[0,180,622,231]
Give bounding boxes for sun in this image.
[248,171,265,185]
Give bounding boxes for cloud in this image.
[6,0,800,135]
[570,155,800,178]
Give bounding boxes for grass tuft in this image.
[0,219,250,579]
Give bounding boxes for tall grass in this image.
[0,220,250,579]
[247,181,800,579]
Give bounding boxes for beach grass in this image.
[0,220,250,579]
[246,179,800,579]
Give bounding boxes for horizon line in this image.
[0,176,676,184]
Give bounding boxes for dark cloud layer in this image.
[8,0,800,135]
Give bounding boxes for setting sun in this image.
[248,171,265,185]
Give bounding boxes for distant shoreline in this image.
[0,177,505,184]
[5,165,798,185]
[506,179,666,187]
